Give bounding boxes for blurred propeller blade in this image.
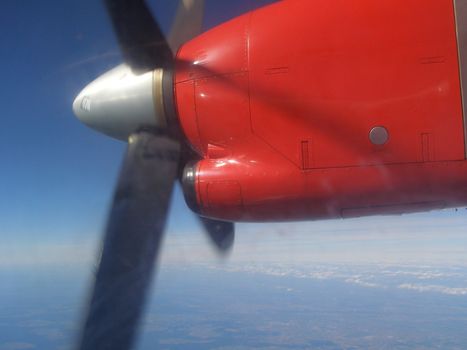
[199,217,235,253]
[168,0,206,53]
[78,131,180,350]
[103,0,173,72]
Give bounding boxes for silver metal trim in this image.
[453,0,467,157]
[153,69,167,128]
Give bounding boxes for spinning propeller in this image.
[73,1,234,349]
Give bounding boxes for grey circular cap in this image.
[369,126,389,145]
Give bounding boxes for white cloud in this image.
[210,263,386,290]
[381,270,460,280]
[398,283,467,296]
[344,277,381,288]
[207,262,467,296]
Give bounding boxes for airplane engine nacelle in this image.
[176,0,467,222]
[182,155,312,222]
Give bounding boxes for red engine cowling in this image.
[175,0,467,222]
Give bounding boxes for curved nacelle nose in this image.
[73,64,166,140]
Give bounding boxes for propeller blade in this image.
[78,131,180,350]
[199,217,235,253]
[103,0,173,72]
[168,0,205,53]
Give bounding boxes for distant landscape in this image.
[2,262,467,350]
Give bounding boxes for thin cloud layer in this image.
[398,283,467,296]
[207,263,467,297]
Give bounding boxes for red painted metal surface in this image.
[175,0,467,222]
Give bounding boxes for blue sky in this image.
[0,1,272,241]
[2,0,467,269]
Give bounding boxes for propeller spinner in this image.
[73,64,165,140]
[73,1,234,349]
